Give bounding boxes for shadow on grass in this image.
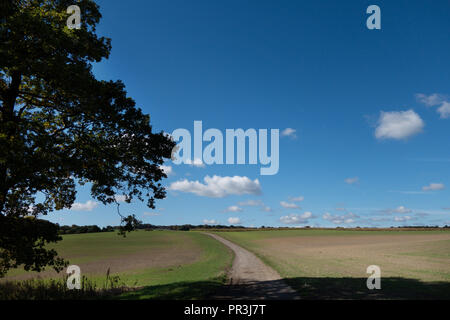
[285,277,450,300]
[121,277,450,300]
[0,276,128,300]
[2,276,449,300]
[120,280,225,300]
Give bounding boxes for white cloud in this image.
[169,175,261,198]
[370,216,391,222]
[185,158,205,168]
[422,183,445,191]
[280,212,313,224]
[345,177,359,185]
[415,212,429,218]
[143,211,161,216]
[203,219,218,225]
[228,217,241,225]
[280,201,300,209]
[70,200,98,211]
[281,128,297,139]
[393,190,429,195]
[323,212,359,224]
[114,194,128,203]
[394,215,412,222]
[160,165,174,176]
[382,206,412,214]
[375,110,424,140]
[237,199,272,212]
[237,200,263,206]
[224,205,243,213]
[415,93,445,107]
[289,195,304,202]
[416,93,450,119]
[392,206,412,214]
[437,102,450,119]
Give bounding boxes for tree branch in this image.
[4,71,21,118]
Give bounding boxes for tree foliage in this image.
[0,0,175,277]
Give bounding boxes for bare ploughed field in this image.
[216,230,450,299]
[1,231,235,300]
[3,231,202,282]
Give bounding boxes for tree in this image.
[0,0,175,277]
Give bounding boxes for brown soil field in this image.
[253,233,450,280]
[2,231,203,282]
[217,230,450,299]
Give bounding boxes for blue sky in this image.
[45,0,450,228]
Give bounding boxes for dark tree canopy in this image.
[0,0,175,276]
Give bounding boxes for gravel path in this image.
[204,233,299,300]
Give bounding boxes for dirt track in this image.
[204,233,299,300]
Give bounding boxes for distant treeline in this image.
[57,223,450,235]
[58,225,116,234]
[57,223,248,234]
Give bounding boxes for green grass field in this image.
[214,229,450,299]
[3,229,450,299]
[2,231,233,299]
